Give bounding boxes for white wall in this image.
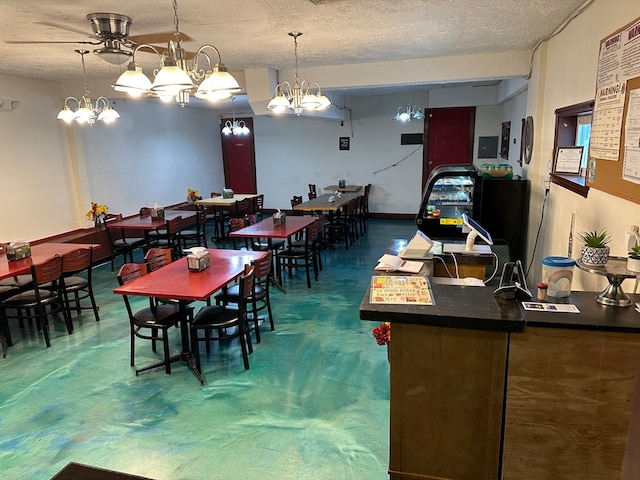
[525,0,640,291]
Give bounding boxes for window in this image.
[550,100,594,197]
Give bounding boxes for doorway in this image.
[220,117,256,194]
[422,107,476,189]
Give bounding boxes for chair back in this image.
[254,194,264,212]
[103,213,124,242]
[240,265,256,303]
[252,251,272,279]
[145,248,172,272]
[117,262,148,286]
[165,215,183,235]
[139,207,152,217]
[32,255,64,285]
[308,192,317,200]
[229,217,246,233]
[291,195,303,207]
[308,184,317,195]
[62,247,93,275]
[211,192,221,197]
[235,198,252,216]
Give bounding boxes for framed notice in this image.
[553,146,584,174]
[339,137,350,150]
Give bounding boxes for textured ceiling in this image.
[0,0,590,96]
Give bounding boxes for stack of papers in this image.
[375,254,423,274]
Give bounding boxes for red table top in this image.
[113,249,267,301]
[228,216,315,239]
[0,243,100,281]
[106,210,196,230]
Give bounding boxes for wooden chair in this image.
[324,200,356,250]
[103,213,146,271]
[181,209,208,249]
[215,252,275,343]
[190,265,255,374]
[58,247,100,323]
[275,221,321,288]
[253,194,265,221]
[291,195,303,216]
[117,263,190,376]
[147,215,184,260]
[0,255,72,349]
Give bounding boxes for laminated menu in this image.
[370,275,434,305]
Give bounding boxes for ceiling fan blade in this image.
[129,31,193,45]
[5,40,102,45]
[36,21,93,39]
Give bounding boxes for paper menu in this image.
[370,276,434,305]
[375,254,423,274]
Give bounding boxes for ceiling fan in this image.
[5,13,193,65]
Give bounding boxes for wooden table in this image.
[324,185,363,193]
[293,192,360,213]
[0,243,100,281]
[196,194,259,208]
[105,209,196,231]
[113,249,267,384]
[229,216,316,292]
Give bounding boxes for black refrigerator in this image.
[416,164,530,262]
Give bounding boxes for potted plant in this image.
[578,229,611,266]
[628,245,640,272]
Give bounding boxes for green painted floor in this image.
[0,219,417,479]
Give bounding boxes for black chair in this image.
[275,220,321,288]
[59,247,100,323]
[181,209,208,249]
[324,200,356,250]
[0,255,72,349]
[215,252,274,343]
[103,213,146,271]
[147,215,184,260]
[253,194,265,221]
[117,262,190,376]
[190,265,255,374]
[291,195,303,216]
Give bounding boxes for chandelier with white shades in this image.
[267,32,331,116]
[112,0,242,106]
[394,103,424,122]
[57,49,120,125]
[221,97,250,136]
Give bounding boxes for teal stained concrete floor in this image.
[0,219,417,479]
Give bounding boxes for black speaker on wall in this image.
[401,133,423,145]
[478,136,499,158]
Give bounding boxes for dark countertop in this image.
[359,282,525,333]
[522,291,640,333]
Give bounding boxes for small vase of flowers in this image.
[187,188,200,204]
[86,202,108,228]
[372,322,391,362]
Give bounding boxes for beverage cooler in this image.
[416,164,530,262]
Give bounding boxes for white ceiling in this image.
[0,0,591,103]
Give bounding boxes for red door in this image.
[220,117,256,194]
[422,107,475,188]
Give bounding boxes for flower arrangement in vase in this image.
[187,188,200,204]
[86,202,109,228]
[578,229,611,266]
[372,322,391,362]
[628,245,640,272]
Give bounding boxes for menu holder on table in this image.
[370,275,434,305]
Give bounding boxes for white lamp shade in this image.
[221,123,232,135]
[398,111,410,122]
[268,93,291,111]
[300,93,321,109]
[150,65,194,95]
[97,105,121,123]
[316,93,332,110]
[57,107,75,123]
[75,107,96,124]
[413,109,425,120]
[113,66,152,97]
[194,89,232,102]
[199,70,241,93]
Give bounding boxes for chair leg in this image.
[190,326,201,372]
[130,327,136,367]
[162,331,171,374]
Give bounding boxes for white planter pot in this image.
[628,257,640,272]
[580,246,610,266]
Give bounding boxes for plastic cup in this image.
[541,256,576,298]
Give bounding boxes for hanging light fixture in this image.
[112,0,241,106]
[57,49,120,125]
[221,96,250,136]
[267,32,331,116]
[394,103,424,122]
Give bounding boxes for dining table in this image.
[113,248,267,385]
[195,194,259,208]
[228,216,316,293]
[293,191,361,213]
[0,242,100,281]
[324,185,363,193]
[105,209,196,231]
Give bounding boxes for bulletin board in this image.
[587,16,640,205]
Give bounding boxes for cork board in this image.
[587,17,640,204]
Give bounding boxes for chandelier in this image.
[394,103,424,122]
[267,32,331,115]
[221,97,250,136]
[57,50,120,125]
[112,0,242,106]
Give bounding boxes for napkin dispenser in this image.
[338,179,346,188]
[222,188,234,199]
[151,207,165,219]
[186,248,210,272]
[273,209,286,226]
[6,241,31,261]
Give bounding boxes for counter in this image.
[360,269,640,479]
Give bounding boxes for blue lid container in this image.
[542,256,576,268]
